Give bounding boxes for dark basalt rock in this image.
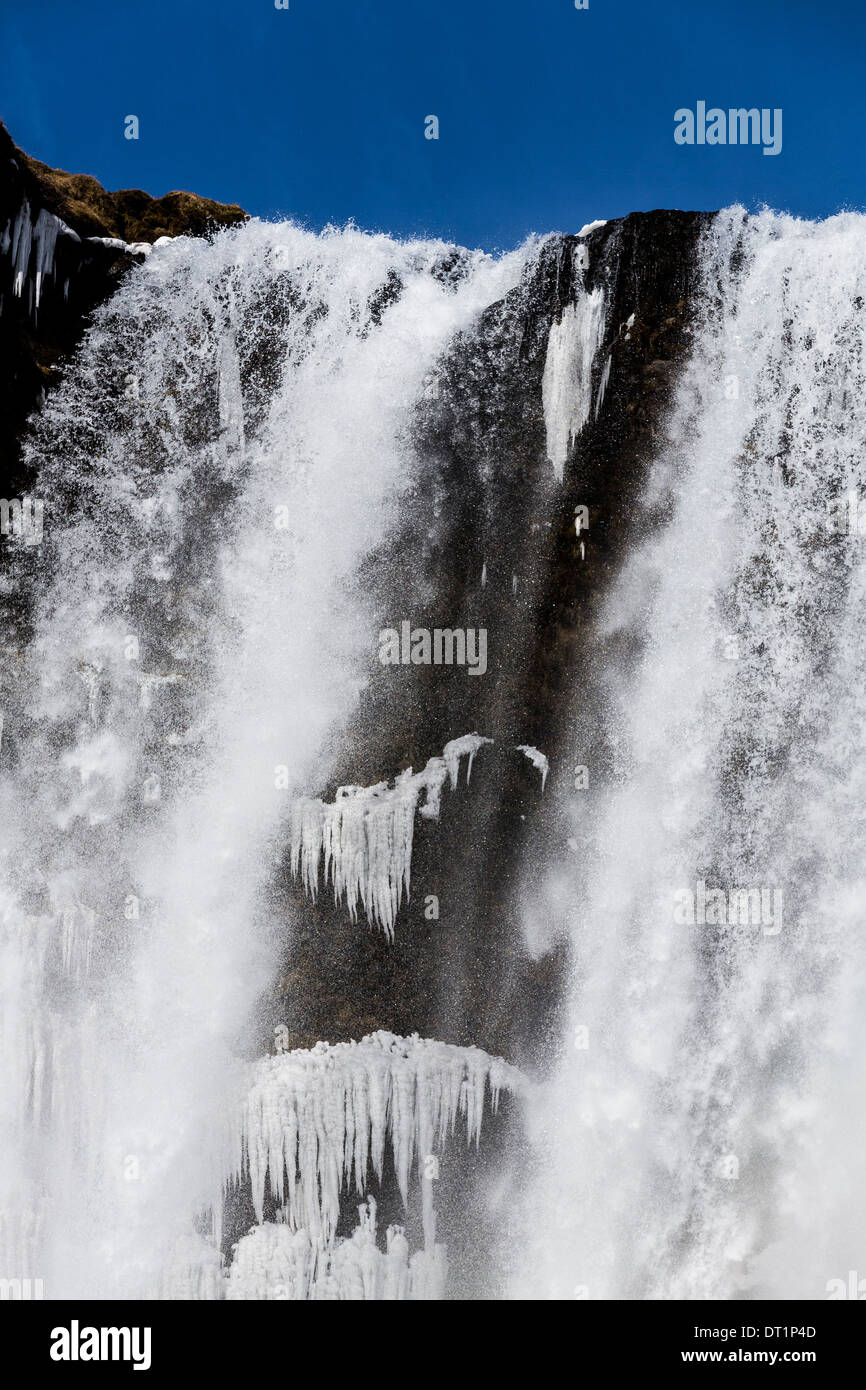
[0,119,246,494]
[267,210,713,1075]
[245,210,713,1292]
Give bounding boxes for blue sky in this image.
[1,0,863,250]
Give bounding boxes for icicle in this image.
[6,205,79,312]
[32,210,60,309]
[11,201,32,299]
[235,1031,523,1245]
[542,287,605,480]
[595,351,612,418]
[442,733,493,789]
[290,735,492,935]
[516,744,549,792]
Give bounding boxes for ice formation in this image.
[234,1030,522,1247]
[542,286,606,479]
[516,744,549,792]
[0,203,165,325]
[595,352,612,419]
[4,200,80,313]
[290,734,493,937]
[226,1199,447,1300]
[183,1027,517,1301]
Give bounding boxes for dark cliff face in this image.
[0,120,246,493]
[269,210,710,1076]
[252,210,712,1291]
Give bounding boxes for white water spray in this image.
[0,219,530,1298]
[518,208,866,1300]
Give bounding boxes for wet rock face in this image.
[0,120,246,493]
[271,210,711,1072]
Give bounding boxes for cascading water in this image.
[517,208,866,1300]
[4,196,865,1304]
[0,219,531,1299]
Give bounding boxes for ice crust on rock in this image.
[226,1199,447,1300]
[234,1030,522,1247]
[516,744,549,791]
[290,734,493,937]
[577,219,608,237]
[442,732,492,789]
[87,236,155,257]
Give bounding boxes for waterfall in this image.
[517,208,866,1300]
[4,197,865,1304]
[0,219,530,1299]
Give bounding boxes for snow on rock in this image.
[290,734,493,937]
[234,1030,523,1248]
[577,219,608,237]
[542,287,606,481]
[226,1199,447,1300]
[87,236,153,258]
[516,745,549,792]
